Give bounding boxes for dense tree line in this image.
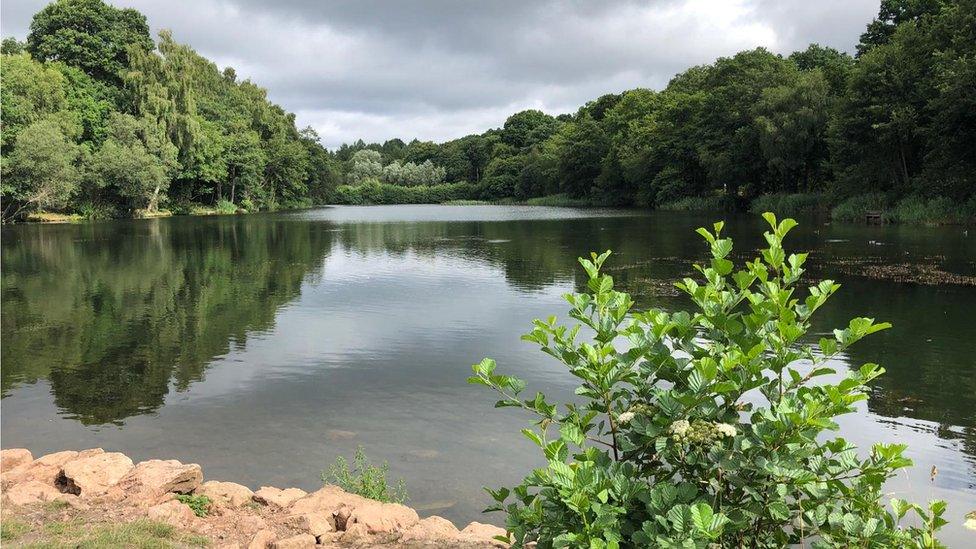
[1,0,340,221]
[2,0,974,221]
[332,0,975,220]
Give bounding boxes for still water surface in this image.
[2,206,974,542]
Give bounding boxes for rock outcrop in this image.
[112,459,203,503]
[58,451,134,496]
[0,447,508,548]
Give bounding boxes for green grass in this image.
[831,193,976,224]
[658,195,732,212]
[20,518,208,548]
[830,193,890,223]
[890,195,976,224]
[4,513,210,548]
[2,518,30,541]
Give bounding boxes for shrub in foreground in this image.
[470,213,945,548]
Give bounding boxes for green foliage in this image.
[175,494,212,517]
[523,194,592,207]
[3,0,974,222]
[658,195,734,212]
[749,193,826,216]
[1,0,337,221]
[1,518,30,541]
[889,195,976,224]
[2,118,83,220]
[469,215,946,548]
[215,199,238,214]
[318,2,973,222]
[26,0,154,84]
[335,181,478,205]
[831,193,891,222]
[324,446,408,504]
[88,113,174,211]
[382,159,447,186]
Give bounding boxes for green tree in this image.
[857,0,944,56]
[789,44,855,94]
[300,127,339,203]
[1,37,25,54]
[26,0,153,84]
[347,149,384,184]
[501,110,559,149]
[556,117,609,199]
[753,70,832,191]
[0,53,68,151]
[2,118,82,219]
[88,113,175,211]
[481,155,525,200]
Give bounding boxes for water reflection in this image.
[2,217,335,423]
[1,206,973,542]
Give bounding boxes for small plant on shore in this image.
[324,446,408,504]
[175,494,212,517]
[470,213,946,548]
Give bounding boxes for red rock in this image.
[271,533,316,549]
[197,480,254,508]
[288,485,370,516]
[59,452,133,496]
[2,449,97,487]
[146,499,197,528]
[459,521,510,547]
[400,515,460,541]
[5,480,75,506]
[247,529,276,549]
[347,500,419,534]
[235,514,269,536]
[0,449,33,472]
[252,486,307,508]
[113,459,203,503]
[286,511,334,538]
[338,522,370,543]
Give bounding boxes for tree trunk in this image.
[147,185,161,213]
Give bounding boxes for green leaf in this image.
[768,501,789,520]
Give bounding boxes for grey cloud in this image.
[1,0,880,147]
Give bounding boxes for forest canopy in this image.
[2,0,974,222]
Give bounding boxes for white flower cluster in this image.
[715,422,737,438]
[617,411,636,424]
[669,419,691,437]
[669,419,737,444]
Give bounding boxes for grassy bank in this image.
[831,194,976,224]
[654,192,976,225]
[1,511,209,548]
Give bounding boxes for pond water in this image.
[2,205,974,543]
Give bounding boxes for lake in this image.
[2,205,973,543]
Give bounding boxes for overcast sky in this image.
[2,0,880,148]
